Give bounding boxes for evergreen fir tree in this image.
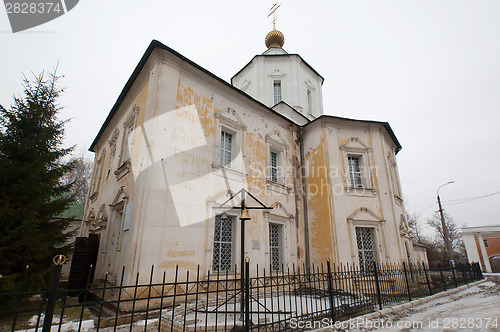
[0,70,74,291]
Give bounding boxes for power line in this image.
[414,203,437,215]
[443,190,500,204]
[413,190,500,215]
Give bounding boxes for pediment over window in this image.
[214,107,247,131]
[265,129,289,150]
[209,190,233,206]
[269,69,286,79]
[265,201,294,222]
[240,79,251,91]
[347,207,384,222]
[305,80,316,91]
[95,204,108,228]
[339,137,371,152]
[88,205,107,232]
[110,186,129,210]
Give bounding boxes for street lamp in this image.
[437,181,454,265]
[214,188,271,324]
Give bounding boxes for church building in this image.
[80,25,415,285]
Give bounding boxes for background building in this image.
[462,225,500,272]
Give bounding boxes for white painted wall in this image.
[232,54,324,120]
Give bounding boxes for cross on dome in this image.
[265,2,285,49]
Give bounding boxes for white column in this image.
[477,233,492,273]
[463,233,481,263]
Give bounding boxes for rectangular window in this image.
[356,227,376,272]
[270,151,278,182]
[220,130,233,167]
[484,239,489,248]
[269,223,283,270]
[269,148,283,183]
[273,81,282,105]
[307,89,313,114]
[348,156,363,188]
[213,215,234,271]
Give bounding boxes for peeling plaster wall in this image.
[303,118,409,267]
[83,50,305,284]
[82,45,412,286]
[81,59,152,283]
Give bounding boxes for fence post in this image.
[244,261,250,332]
[438,263,447,291]
[402,262,412,302]
[460,264,466,284]
[326,261,336,322]
[42,255,65,332]
[474,262,484,280]
[451,263,458,288]
[373,262,383,310]
[11,265,30,332]
[422,262,433,295]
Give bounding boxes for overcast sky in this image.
[1,0,499,231]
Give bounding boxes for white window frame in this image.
[340,137,376,195]
[347,207,386,266]
[269,148,283,184]
[273,80,282,105]
[355,226,378,272]
[264,212,291,271]
[269,222,284,270]
[220,128,234,168]
[212,214,236,272]
[348,155,363,188]
[265,131,288,187]
[214,109,246,174]
[307,89,313,115]
[305,80,316,117]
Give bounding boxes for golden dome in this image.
[265,28,285,49]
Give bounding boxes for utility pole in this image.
[437,181,454,265]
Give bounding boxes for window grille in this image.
[220,130,232,167]
[270,151,278,182]
[212,215,234,271]
[274,81,282,105]
[269,223,283,270]
[484,239,489,248]
[356,227,376,272]
[348,156,363,188]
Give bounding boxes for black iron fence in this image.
[0,261,483,331]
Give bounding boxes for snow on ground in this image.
[15,318,159,332]
[325,275,500,331]
[161,290,370,330]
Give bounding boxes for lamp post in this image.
[215,189,271,325]
[437,181,454,265]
